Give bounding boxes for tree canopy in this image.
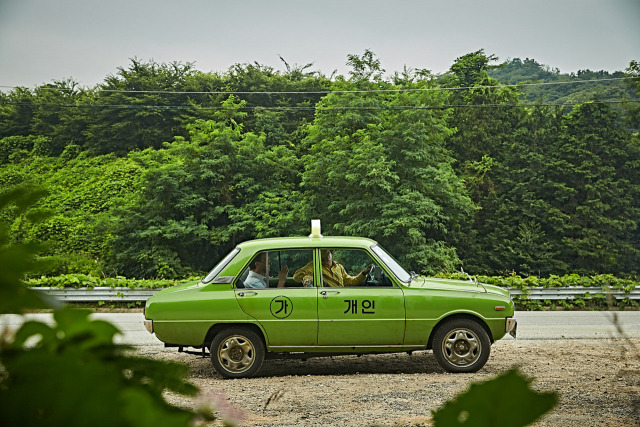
[1,52,638,278]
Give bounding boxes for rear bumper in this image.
[143,319,154,334]
[506,317,517,338]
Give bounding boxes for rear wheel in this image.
[210,327,265,378]
[432,318,491,373]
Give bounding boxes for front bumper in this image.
[506,317,517,338]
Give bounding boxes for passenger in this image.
[293,249,373,287]
[244,252,288,288]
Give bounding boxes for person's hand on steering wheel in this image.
[363,264,375,281]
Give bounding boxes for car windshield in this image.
[371,244,411,283]
[202,248,240,284]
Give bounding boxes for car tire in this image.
[432,318,491,373]
[210,327,265,378]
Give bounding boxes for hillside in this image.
[1,51,639,279]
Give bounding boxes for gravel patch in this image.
[139,338,640,426]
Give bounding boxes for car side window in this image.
[319,249,394,287]
[237,250,314,289]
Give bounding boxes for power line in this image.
[0,76,637,96]
[2,99,638,112]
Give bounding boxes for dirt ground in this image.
[139,337,640,426]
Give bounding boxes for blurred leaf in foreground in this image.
[0,184,54,313]
[0,186,219,427]
[432,367,558,427]
[0,308,199,427]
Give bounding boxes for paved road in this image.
[504,311,640,340]
[1,311,639,346]
[0,312,159,346]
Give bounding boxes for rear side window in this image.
[238,249,314,288]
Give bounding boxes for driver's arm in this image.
[293,261,313,283]
[340,263,370,286]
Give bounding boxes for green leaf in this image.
[432,367,557,427]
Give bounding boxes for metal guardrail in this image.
[31,286,640,302]
[507,286,640,300]
[32,287,160,302]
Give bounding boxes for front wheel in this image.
[432,319,491,373]
[210,327,265,378]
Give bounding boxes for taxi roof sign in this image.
[310,219,322,238]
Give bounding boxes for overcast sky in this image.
[1,0,639,88]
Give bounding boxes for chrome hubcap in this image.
[218,335,255,373]
[442,328,481,366]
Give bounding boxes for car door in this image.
[234,249,318,347]
[316,248,406,346]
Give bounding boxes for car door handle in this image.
[237,291,258,297]
[320,290,340,299]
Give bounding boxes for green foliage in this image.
[441,272,639,310]
[488,58,636,119]
[548,102,640,273]
[24,274,200,289]
[0,135,48,164]
[442,51,640,277]
[84,59,198,155]
[0,185,52,313]
[0,149,144,275]
[106,98,304,278]
[0,309,200,427]
[1,54,639,279]
[223,60,331,147]
[432,367,557,427]
[0,87,35,138]
[441,50,531,275]
[444,272,640,291]
[447,49,500,88]
[302,55,473,274]
[485,106,566,276]
[624,60,640,129]
[0,186,219,427]
[30,79,92,154]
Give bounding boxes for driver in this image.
[293,249,373,287]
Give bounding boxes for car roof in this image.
[236,235,378,251]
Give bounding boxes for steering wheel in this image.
[366,265,376,283]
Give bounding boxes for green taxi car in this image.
[144,225,517,378]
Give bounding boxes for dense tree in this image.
[444,52,640,275]
[84,59,198,155]
[106,97,303,278]
[30,79,90,155]
[223,59,331,148]
[489,58,561,84]
[547,101,640,274]
[441,50,527,273]
[624,60,640,130]
[0,148,143,275]
[302,52,473,273]
[488,58,636,120]
[0,52,638,278]
[484,106,566,275]
[0,87,35,138]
